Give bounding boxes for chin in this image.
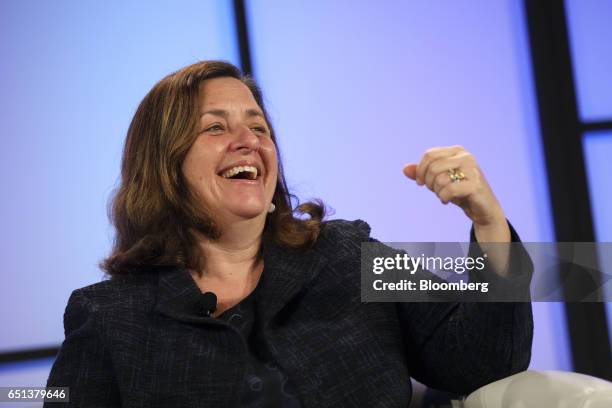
[228,205,267,220]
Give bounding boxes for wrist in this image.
[473,216,510,243]
[472,204,506,228]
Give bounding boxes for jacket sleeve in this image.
[44,289,121,407]
[394,221,533,394]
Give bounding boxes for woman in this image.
[45,61,532,407]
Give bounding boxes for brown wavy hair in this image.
[102,61,326,277]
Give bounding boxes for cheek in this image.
[181,152,198,184]
[182,140,220,185]
[261,140,278,167]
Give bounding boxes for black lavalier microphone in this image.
[195,292,218,317]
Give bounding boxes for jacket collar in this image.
[152,266,215,325]
[153,239,329,327]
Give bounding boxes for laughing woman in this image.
[45,61,532,407]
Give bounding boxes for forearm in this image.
[399,301,533,394]
[400,221,533,393]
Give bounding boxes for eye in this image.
[204,123,225,133]
[251,125,269,135]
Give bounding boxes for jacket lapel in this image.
[152,241,329,327]
[153,267,224,326]
[257,240,329,326]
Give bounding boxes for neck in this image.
[194,214,266,282]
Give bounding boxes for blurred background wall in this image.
[0,0,610,390]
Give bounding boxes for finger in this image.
[425,153,471,190]
[416,145,464,185]
[433,171,452,194]
[403,163,418,180]
[438,179,472,204]
[436,166,481,197]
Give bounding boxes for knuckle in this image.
[471,168,482,182]
[457,150,473,161]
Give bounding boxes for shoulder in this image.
[67,273,157,317]
[314,219,372,261]
[321,219,372,240]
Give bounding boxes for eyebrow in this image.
[199,108,265,119]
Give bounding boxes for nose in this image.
[229,125,261,153]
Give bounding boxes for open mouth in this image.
[219,165,259,181]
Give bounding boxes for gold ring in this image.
[448,168,466,183]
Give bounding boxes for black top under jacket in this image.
[45,219,533,407]
[217,283,302,407]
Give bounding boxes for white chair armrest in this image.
[464,370,612,408]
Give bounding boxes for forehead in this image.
[198,77,258,108]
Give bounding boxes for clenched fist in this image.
[403,145,510,243]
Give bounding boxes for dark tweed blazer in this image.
[45,219,533,407]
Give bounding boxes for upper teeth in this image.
[221,165,258,179]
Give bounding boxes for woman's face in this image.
[182,77,278,225]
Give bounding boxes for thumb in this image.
[403,163,418,180]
